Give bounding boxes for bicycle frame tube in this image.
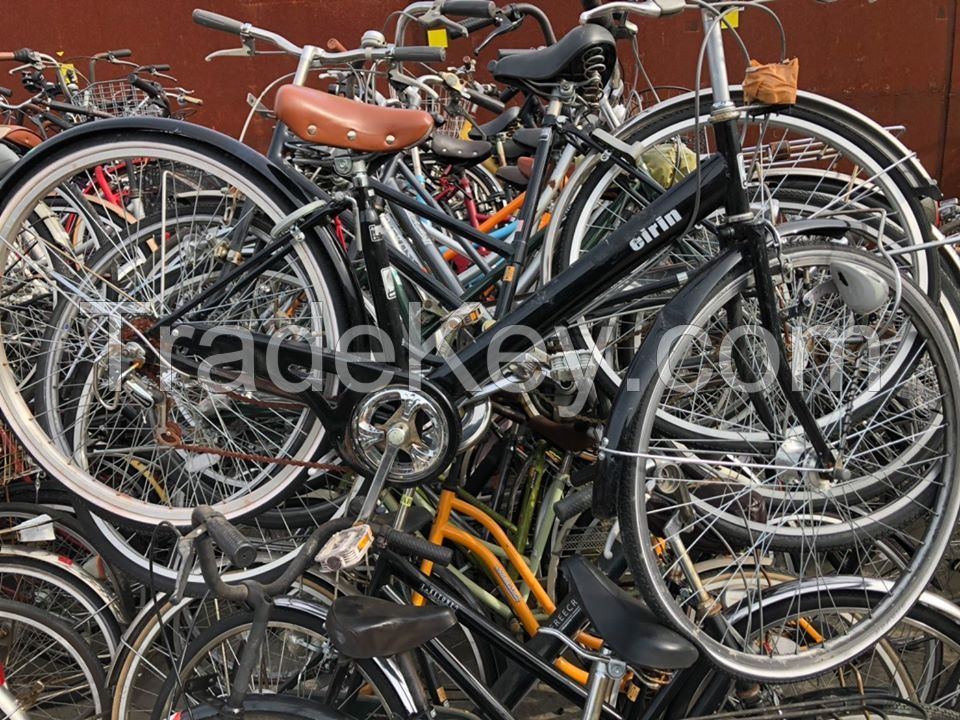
[427,152,731,394]
[412,487,602,686]
[168,152,731,437]
[381,550,624,719]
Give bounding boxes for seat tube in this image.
[493,88,566,317]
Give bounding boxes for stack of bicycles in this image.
[1,0,960,718]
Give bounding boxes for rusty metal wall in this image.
[1,0,958,192]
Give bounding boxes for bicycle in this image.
[0,0,957,681]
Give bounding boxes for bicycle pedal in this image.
[316,524,374,572]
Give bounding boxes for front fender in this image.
[0,117,363,325]
[593,247,748,518]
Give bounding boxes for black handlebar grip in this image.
[385,529,453,566]
[193,506,258,569]
[392,46,447,63]
[554,488,593,523]
[109,49,133,58]
[442,0,497,18]
[128,74,163,99]
[192,9,247,35]
[0,87,12,98]
[448,16,498,39]
[13,49,33,63]
[149,64,172,72]
[463,87,505,114]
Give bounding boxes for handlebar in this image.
[129,73,166,99]
[192,8,247,35]
[92,48,133,61]
[194,505,257,568]
[401,2,556,46]
[441,0,497,17]
[194,8,446,66]
[190,507,452,604]
[554,487,593,523]
[394,46,447,63]
[579,0,684,24]
[462,84,505,113]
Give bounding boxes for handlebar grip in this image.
[463,87,505,114]
[0,87,11,98]
[149,64,172,72]
[384,528,453,566]
[441,0,497,18]
[109,49,133,58]
[554,488,593,523]
[193,506,258,569]
[129,74,163,99]
[392,46,446,63]
[192,9,246,36]
[327,38,349,53]
[13,49,33,63]
[448,16,498,39]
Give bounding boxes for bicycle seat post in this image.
[536,627,624,720]
[581,648,625,720]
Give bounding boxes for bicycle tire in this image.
[0,597,109,718]
[617,243,960,681]
[0,126,350,528]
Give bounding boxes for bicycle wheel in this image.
[674,574,960,712]
[617,243,960,680]
[547,97,939,398]
[0,127,348,527]
[151,604,396,720]
[0,550,122,663]
[0,597,108,719]
[110,584,331,720]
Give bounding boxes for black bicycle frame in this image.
[374,548,625,720]
[166,151,729,437]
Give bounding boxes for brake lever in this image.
[474,16,523,55]
[171,526,206,602]
[204,46,285,62]
[419,8,469,39]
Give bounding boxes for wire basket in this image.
[0,422,34,487]
[73,79,163,118]
[422,90,470,139]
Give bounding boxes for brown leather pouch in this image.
[743,58,799,105]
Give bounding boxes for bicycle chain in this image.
[158,422,346,473]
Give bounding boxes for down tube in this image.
[428,153,731,393]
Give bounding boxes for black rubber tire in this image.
[616,243,960,681]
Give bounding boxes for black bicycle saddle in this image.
[489,24,617,91]
[469,105,521,139]
[326,595,456,659]
[430,134,493,165]
[561,556,698,670]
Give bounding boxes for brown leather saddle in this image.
[275,85,434,153]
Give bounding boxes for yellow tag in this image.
[59,63,77,85]
[721,9,740,29]
[427,28,449,48]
